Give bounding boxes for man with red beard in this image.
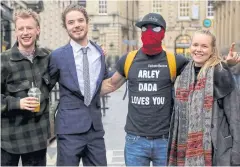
[1,9,50,166]
[48,4,108,166]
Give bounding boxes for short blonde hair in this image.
[191,30,222,77]
[14,8,40,27]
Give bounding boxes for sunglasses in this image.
[141,25,162,32]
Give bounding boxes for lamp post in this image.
[107,42,114,71]
[92,26,100,44]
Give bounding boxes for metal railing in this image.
[49,83,110,116]
[101,94,110,116]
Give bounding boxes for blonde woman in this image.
[168,30,240,166]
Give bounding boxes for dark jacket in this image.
[1,43,51,154]
[48,41,108,134]
[168,64,240,166]
[230,63,240,90]
[211,64,240,166]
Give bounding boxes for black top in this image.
[194,66,202,84]
[116,49,189,136]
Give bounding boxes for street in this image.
[47,86,128,166]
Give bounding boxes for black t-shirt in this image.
[116,49,188,136]
[194,66,202,83]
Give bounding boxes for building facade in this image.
[87,0,139,58]
[8,0,138,59]
[1,1,13,52]
[213,1,240,55]
[6,0,224,57]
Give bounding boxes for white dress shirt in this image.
[70,40,101,100]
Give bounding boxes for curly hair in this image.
[13,8,40,27]
[61,4,89,29]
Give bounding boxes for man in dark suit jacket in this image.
[48,4,108,166]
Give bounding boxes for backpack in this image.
[124,50,177,82]
[122,49,177,100]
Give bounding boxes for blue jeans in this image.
[124,133,168,166]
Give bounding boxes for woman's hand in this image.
[226,43,240,65]
[101,44,107,57]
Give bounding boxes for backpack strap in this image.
[122,50,177,100]
[123,50,138,100]
[124,50,138,79]
[166,51,176,83]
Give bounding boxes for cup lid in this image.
[28,87,41,94]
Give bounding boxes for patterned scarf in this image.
[169,61,214,166]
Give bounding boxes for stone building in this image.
[1,1,13,52]
[213,1,240,55]
[6,0,222,57]
[8,0,138,58]
[86,0,139,57]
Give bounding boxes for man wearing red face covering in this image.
[101,13,189,166]
[101,13,239,166]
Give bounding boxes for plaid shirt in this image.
[1,43,51,154]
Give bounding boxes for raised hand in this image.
[226,42,240,65]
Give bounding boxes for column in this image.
[214,6,221,49]
[220,4,224,49]
[224,2,228,47]
[230,2,232,45]
[233,2,237,43]
[237,2,240,41]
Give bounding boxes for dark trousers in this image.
[57,127,107,166]
[1,148,46,166]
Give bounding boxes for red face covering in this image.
[141,25,165,55]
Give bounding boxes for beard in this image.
[68,30,88,43]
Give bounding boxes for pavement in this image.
[47,85,128,166]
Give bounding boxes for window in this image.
[207,0,214,18]
[78,0,86,7]
[152,0,162,13]
[99,0,107,14]
[178,1,190,20]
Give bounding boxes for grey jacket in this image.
[211,64,240,166]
